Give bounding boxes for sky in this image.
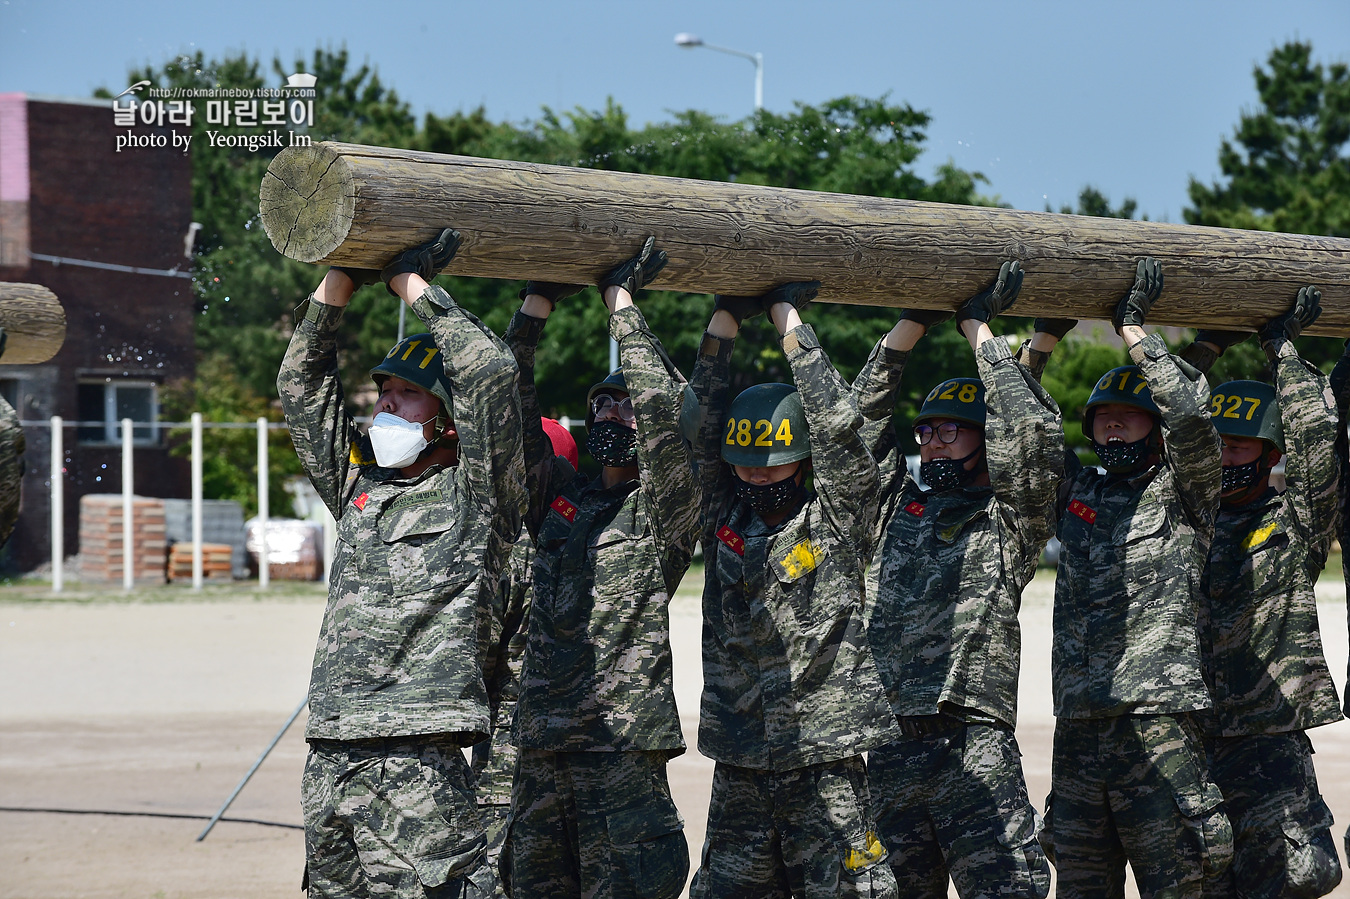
[2,0,1347,222]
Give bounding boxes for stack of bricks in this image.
[78,495,167,585]
[167,543,234,582]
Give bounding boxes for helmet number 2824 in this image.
[725,417,794,447]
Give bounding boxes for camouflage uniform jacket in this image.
[505,304,698,753]
[0,395,24,546]
[472,534,534,806]
[1325,339,1350,717]
[852,337,1063,727]
[693,325,900,772]
[278,287,526,744]
[1201,340,1343,736]
[1053,333,1221,719]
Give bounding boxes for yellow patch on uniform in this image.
[843,831,888,874]
[1241,522,1279,552]
[349,441,375,466]
[779,539,824,579]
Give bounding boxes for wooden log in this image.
[260,142,1350,336]
[0,282,66,363]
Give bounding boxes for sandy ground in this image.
[1,572,1348,899]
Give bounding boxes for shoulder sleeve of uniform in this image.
[1129,332,1220,534]
[277,296,357,519]
[692,330,737,545]
[785,323,880,559]
[1270,341,1339,565]
[614,305,701,581]
[979,337,1065,556]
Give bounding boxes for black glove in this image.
[520,281,586,307]
[713,294,764,325]
[382,228,461,295]
[1112,257,1163,330]
[600,236,668,295]
[1193,329,1248,353]
[956,261,1024,324]
[758,280,820,315]
[1260,285,1322,344]
[1034,318,1078,339]
[333,266,382,289]
[898,308,954,330]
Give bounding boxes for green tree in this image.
[1051,186,1141,220]
[1186,41,1350,238]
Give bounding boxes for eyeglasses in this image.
[591,394,635,422]
[913,422,964,446]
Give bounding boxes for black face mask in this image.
[587,420,637,468]
[735,465,806,515]
[1093,435,1153,474]
[1221,459,1264,497]
[919,448,984,492]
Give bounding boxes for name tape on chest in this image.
[717,525,745,555]
[387,490,444,513]
[1068,500,1097,524]
[550,495,578,523]
[904,501,926,517]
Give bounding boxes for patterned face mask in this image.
[1093,435,1152,473]
[1221,458,1264,496]
[919,448,983,492]
[735,465,805,515]
[587,420,638,467]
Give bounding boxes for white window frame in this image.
[77,379,160,446]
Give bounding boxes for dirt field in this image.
[1,571,1347,899]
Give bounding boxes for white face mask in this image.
[368,411,434,469]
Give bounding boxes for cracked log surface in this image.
[0,282,65,363]
[260,141,1350,335]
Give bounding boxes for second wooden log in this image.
[260,141,1350,335]
[0,282,66,364]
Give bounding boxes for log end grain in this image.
[0,282,66,363]
[259,143,356,264]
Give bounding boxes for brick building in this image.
[0,93,195,572]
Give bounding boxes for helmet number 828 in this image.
[725,417,794,447]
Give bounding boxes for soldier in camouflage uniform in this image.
[1323,313,1350,872]
[1028,259,1233,899]
[688,282,900,899]
[472,419,577,898]
[1174,286,1343,899]
[278,229,526,899]
[850,263,1057,898]
[0,328,24,546]
[499,238,698,899]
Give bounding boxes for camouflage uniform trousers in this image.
[689,756,899,899]
[303,739,495,899]
[1202,731,1341,899]
[501,749,688,899]
[1044,714,1233,899]
[868,717,1050,898]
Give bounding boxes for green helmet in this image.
[1211,380,1283,451]
[721,383,811,467]
[914,378,986,428]
[370,333,454,419]
[1083,365,1159,433]
[586,370,628,428]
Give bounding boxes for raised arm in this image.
[276,269,360,518]
[691,302,741,545]
[1261,287,1338,569]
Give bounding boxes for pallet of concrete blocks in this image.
[77,494,167,584]
[245,518,324,581]
[167,543,235,582]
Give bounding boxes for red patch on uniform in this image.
[550,495,578,523]
[353,492,369,511]
[1068,500,1097,524]
[717,525,745,555]
[904,501,925,517]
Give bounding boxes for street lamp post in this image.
[674,33,763,111]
